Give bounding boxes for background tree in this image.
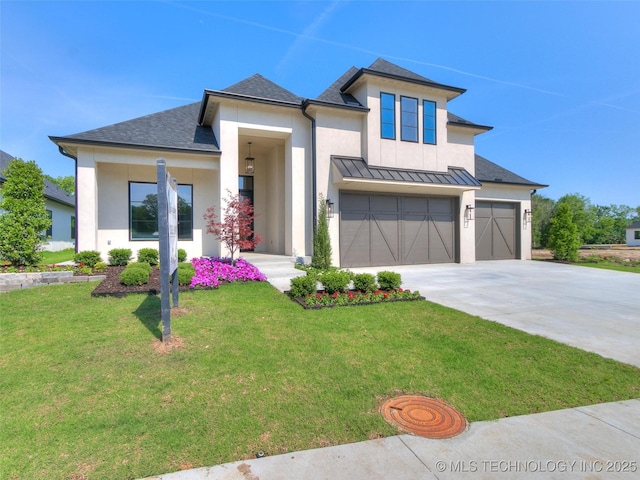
[0,158,51,266]
[555,193,596,244]
[531,193,555,248]
[547,203,581,261]
[43,174,75,195]
[312,193,332,270]
[203,189,262,265]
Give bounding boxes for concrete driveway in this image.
[351,260,640,368]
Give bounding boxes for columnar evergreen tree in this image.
[0,158,51,266]
[312,193,332,270]
[547,203,581,262]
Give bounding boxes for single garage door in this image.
[475,202,517,260]
[339,192,456,268]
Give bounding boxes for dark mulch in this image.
[91,266,191,297]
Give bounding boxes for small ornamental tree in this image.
[548,203,581,262]
[0,158,51,266]
[312,193,332,270]
[203,189,262,265]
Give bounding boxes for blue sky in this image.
[1,0,639,207]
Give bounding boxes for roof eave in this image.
[448,121,494,135]
[479,180,548,189]
[203,89,302,109]
[50,137,221,157]
[302,98,369,113]
[340,68,466,99]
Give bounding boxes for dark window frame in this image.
[70,216,76,240]
[400,96,419,143]
[380,92,396,140]
[635,231,640,240]
[422,100,437,145]
[129,181,193,241]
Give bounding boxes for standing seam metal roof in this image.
[331,156,481,187]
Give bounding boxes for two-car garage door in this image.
[339,192,456,268]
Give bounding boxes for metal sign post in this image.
[157,158,179,343]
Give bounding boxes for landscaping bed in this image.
[289,288,425,309]
[90,266,193,297]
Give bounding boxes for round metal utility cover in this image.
[380,395,467,438]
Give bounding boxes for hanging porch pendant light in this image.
[245,142,255,175]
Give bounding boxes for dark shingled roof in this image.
[51,102,219,154]
[1,150,75,206]
[316,66,363,107]
[475,154,546,187]
[627,221,640,229]
[222,74,303,104]
[340,58,466,98]
[448,112,493,132]
[332,156,481,188]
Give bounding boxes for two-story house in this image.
[50,58,545,266]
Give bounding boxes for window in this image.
[129,182,193,240]
[380,92,395,139]
[70,216,76,240]
[423,100,436,144]
[400,96,418,142]
[635,231,640,240]
[46,210,53,237]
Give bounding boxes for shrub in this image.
[74,250,102,267]
[108,248,132,266]
[137,248,159,265]
[290,274,318,297]
[126,261,152,274]
[319,270,351,294]
[0,158,50,266]
[178,248,187,263]
[119,267,149,286]
[353,273,377,292]
[548,203,581,262]
[377,271,401,291]
[177,262,195,285]
[312,193,332,270]
[93,261,108,272]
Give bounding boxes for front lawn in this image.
[1,281,638,479]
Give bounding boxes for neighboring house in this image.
[50,58,545,267]
[626,221,640,247]
[0,150,76,252]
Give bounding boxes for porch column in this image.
[76,151,98,252]
[218,115,239,258]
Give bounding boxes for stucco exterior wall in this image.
[75,146,219,262]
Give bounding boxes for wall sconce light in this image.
[245,142,255,175]
[326,198,335,218]
[524,209,532,223]
[465,204,475,221]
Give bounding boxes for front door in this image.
[239,176,254,252]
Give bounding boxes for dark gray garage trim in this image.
[475,201,519,260]
[340,192,457,268]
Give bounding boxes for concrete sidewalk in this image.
[142,399,640,479]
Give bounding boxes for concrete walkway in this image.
[142,399,640,479]
[139,257,640,480]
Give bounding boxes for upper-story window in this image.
[400,96,418,142]
[380,92,396,139]
[423,100,436,144]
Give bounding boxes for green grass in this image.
[1,282,638,479]
[574,260,640,274]
[40,249,75,265]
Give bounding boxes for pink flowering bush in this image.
[190,257,267,289]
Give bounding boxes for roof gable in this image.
[340,57,466,100]
[222,74,303,104]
